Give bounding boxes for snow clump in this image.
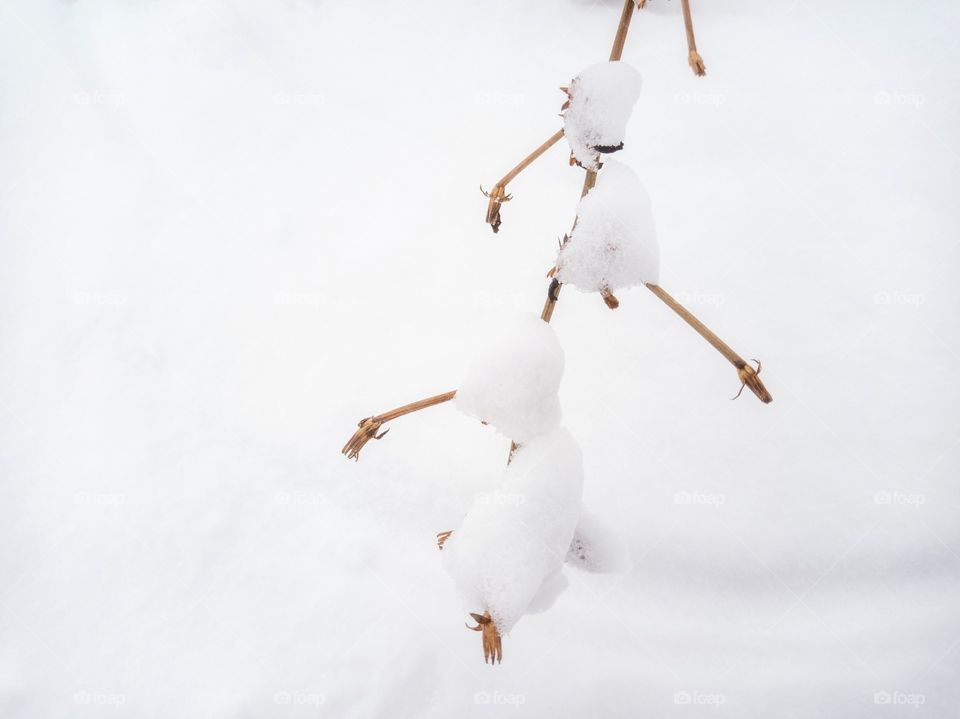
[454,314,564,443]
[442,427,584,633]
[555,159,660,295]
[562,61,642,171]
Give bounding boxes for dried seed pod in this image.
[734,360,772,404]
[481,184,512,234]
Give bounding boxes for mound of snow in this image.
[442,427,584,634]
[454,314,564,442]
[566,510,630,574]
[562,61,642,171]
[555,159,660,294]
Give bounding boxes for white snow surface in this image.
[2,1,960,717]
[566,510,630,575]
[442,427,584,634]
[454,314,564,442]
[563,60,643,170]
[556,159,660,292]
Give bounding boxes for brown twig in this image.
[610,0,639,62]
[680,0,706,76]
[645,284,772,403]
[482,129,565,233]
[436,530,452,550]
[341,390,457,460]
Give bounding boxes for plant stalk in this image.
[483,131,565,233]
[540,0,633,322]
[341,390,457,460]
[645,283,772,403]
[681,0,706,76]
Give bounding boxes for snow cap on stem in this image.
[443,426,584,635]
[454,314,564,442]
[556,159,660,301]
[562,61,642,171]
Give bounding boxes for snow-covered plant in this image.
[454,315,564,443]
[444,426,584,662]
[554,159,659,308]
[562,61,642,171]
[342,0,772,665]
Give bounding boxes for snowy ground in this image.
[2,0,959,717]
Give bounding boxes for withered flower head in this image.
[733,359,772,404]
[481,185,512,234]
[341,416,389,461]
[466,611,503,665]
[600,287,620,310]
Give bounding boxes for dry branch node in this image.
[548,278,561,302]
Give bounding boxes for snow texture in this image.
[442,427,584,633]
[3,1,960,717]
[556,159,660,293]
[566,510,630,574]
[454,314,564,442]
[563,60,642,171]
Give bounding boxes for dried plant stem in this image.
[495,130,566,191]
[680,0,706,76]
[483,130,565,233]
[341,390,457,460]
[610,0,638,61]
[539,1,633,322]
[645,283,772,403]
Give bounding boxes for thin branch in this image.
[680,0,706,76]
[341,390,457,460]
[610,0,639,61]
[482,129,565,233]
[645,283,772,403]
